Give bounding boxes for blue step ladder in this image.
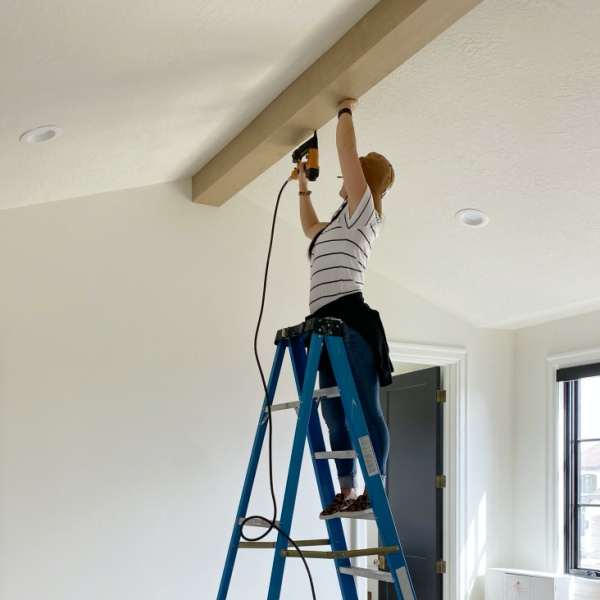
[217,317,416,600]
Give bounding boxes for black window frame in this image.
[560,363,600,579]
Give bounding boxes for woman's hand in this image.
[337,98,358,113]
[297,161,309,187]
[297,161,328,240]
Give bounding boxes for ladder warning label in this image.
[358,436,379,477]
[397,566,415,600]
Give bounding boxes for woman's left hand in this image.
[337,98,358,113]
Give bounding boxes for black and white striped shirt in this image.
[309,188,380,313]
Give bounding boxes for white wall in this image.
[513,310,600,600]
[0,180,513,599]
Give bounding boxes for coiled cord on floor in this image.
[239,178,317,599]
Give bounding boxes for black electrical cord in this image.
[240,178,317,600]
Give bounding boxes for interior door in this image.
[379,366,443,600]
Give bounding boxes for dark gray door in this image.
[379,367,443,600]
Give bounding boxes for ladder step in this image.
[314,450,357,460]
[240,538,330,549]
[339,566,394,583]
[263,389,340,416]
[281,545,398,560]
[265,401,300,414]
[238,517,280,528]
[313,386,339,399]
[262,402,299,424]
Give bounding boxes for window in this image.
[559,363,600,578]
[582,474,598,495]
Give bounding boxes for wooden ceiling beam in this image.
[192,0,481,206]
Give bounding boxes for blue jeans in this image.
[319,324,390,489]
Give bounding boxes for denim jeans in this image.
[319,324,390,489]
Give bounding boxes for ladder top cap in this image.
[275,317,344,342]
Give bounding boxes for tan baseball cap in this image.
[360,152,395,205]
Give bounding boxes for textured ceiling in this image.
[2,0,600,329]
[243,0,600,329]
[0,0,377,208]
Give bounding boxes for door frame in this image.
[352,341,467,600]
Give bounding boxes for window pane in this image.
[580,376,600,439]
[579,442,600,503]
[578,506,600,571]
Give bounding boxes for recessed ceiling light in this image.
[455,208,489,228]
[19,125,63,144]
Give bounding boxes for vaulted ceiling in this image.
[3,0,600,329]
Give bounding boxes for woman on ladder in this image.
[296,98,395,519]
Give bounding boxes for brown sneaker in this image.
[319,493,354,520]
[340,493,373,517]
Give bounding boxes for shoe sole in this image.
[320,508,373,520]
[341,508,373,517]
[319,512,344,520]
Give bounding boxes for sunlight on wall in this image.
[466,492,487,598]
[478,493,487,576]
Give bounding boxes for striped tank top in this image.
[309,187,379,313]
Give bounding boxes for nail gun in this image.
[290,130,319,181]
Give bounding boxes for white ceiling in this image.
[1,0,378,208]
[3,0,600,330]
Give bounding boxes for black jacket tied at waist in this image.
[307,292,394,387]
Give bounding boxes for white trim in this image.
[545,347,600,592]
[384,341,467,600]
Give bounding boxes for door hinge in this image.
[378,555,386,570]
[436,390,446,403]
[436,559,447,574]
[436,474,447,489]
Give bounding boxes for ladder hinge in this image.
[437,390,446,403]
[436,475,447,489]
[436,559,447,574]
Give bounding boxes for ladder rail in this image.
[217,340,287,600]
[266,335,322,599]
[325,334,417,600]
[288,334,359,600]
